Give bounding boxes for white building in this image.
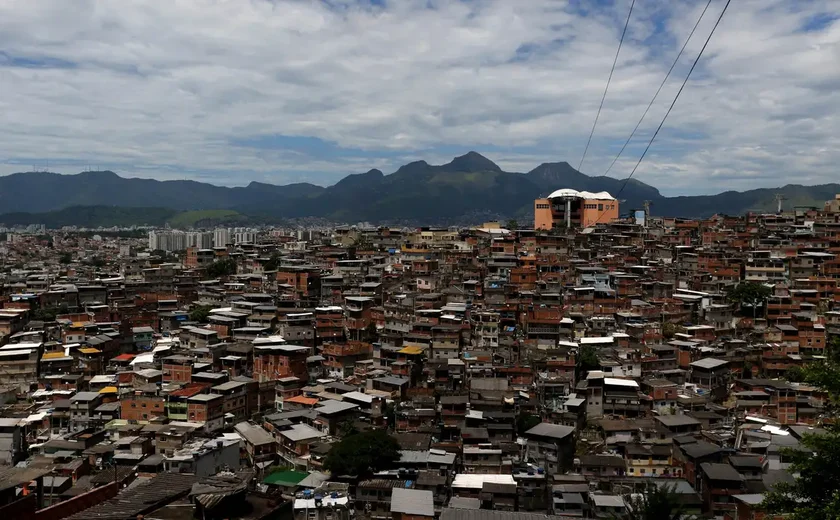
[148,230,188,252]
[187,231,214,249]
[233,230,256,245]
[213,228,231,247]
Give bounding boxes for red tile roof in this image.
[169,383,211,398]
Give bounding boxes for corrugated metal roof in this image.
[0,466,53,492]
[66,472,200,520]
[391,488,434,517]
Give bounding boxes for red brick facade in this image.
[120,395,166,422]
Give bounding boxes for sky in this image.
[0,0,838,196]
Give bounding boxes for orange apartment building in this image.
[535,189,619,230]
[121,389,166,422]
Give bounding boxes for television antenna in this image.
[774,193,787,214]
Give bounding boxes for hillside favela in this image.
[0,1,838,520]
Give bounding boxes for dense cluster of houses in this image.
[0,202,839,519]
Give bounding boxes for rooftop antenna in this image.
[774,193,786,214]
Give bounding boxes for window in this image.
[598,204,603,211]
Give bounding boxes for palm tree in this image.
[622,483,688,520]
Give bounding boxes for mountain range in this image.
[0,152,836,226]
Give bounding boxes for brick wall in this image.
[121,395,166,421]
[162,363,193,383]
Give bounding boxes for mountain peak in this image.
[394,160,430,176]
[332,168,385,190]
[444,151,501,173]
[528,161,584,178]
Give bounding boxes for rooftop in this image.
[525,422,575,440]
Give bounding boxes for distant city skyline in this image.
[0,0,838,196]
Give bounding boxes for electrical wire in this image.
[577,0,636,173]
[595,0,732,226]
[601,0,714,178]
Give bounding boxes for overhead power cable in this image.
[593,0,732,227]
[601,0,714,178]
[577,0,636,173]
[611,0,732,202]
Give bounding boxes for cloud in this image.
[0,0,837,195]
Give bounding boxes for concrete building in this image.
[523,422,576,475]
[0,418,25,465]
[0,343,41,392]
[163,437,240,476]
[534,188,619,229]
[186,231,214,249]
[69,391,104,431]
[234,421,276,467]
[213,228,231,247]
[148,230,188,252]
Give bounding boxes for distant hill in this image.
[0,206,178,228]
[0,153,835,225]
[0,206,258,229]
[167,209,249,228]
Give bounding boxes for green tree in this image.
[365,322,378,340]
[506,219,520,230]
[263,253,283,272]
[189,305,213,323]
[623,483,687,520]
[86,256,106,268]
[323,429,400,477]
[383,402,397,430]
[828,336,840,364]
[763,428,840,519]
[764,350,840,518]
[578,345,600,379]
[516,413,542,435]
[206,258,237,278]
[785,365,805,383]
[338,419,360,438]
[662,322,682,339]
[59,252,72,264]
[31,304,69,322]
[727,282,772,318]
[350,234,374,253]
